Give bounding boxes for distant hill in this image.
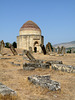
[53,41,75,48]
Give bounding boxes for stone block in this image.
[46,60,63,66]
[52,64,75,73]
[23,50,36,61]
[23,62,50,70]
[9,44,18,55]
[23,67,35,70]
[28,75,61,91]
[40,44,46,55]
[0,82,16,96]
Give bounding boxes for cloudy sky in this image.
[0,0,75,45]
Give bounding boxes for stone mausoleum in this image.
[17,20,44,53]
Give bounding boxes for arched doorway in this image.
[34,47,37,53]
[34,41,39,53]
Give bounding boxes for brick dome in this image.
[20,20,41,31]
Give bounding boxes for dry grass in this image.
[0,94,18,100]
[0,48,75,100]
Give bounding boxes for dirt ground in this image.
[0,48,75,100]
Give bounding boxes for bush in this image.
[12,42,17,48]
[73,51,75,53]
[67,50,71,53]
[5,42,10,48]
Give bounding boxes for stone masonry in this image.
[17,20,44,53]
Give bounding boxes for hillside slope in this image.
[53,41,75,48]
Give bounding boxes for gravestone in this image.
[61,46,65,54]
[71,48,75,53]
[23,62,49,70]
[28,75,61,91]
[0,82,16,96]
[29,46,32,53]
[1,40,5,47]
[52,64,75,73]
[46,60,63,66]
[40,44,46,55]
[46,42,52,53]
[23,50,36,61]
[46,44,49,53]
[0,40,5,54]
[9,44,18,55]
[63,47,65,54]
[23,50,43,63]
[57,46,61,54]
[53,47,55,53]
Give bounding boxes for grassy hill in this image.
[53,41,75,48]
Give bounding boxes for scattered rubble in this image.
[28,75,61,91]
[10,62,20,66]
[7,54,11,56]
[52,64,75,73]
[0,58,11,60]
[0,54,2,56]
[49,53,55,56]
[18,53,23,56]
[56,54,64,56]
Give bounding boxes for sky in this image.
[0,0,75,45]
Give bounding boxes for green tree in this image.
[12,42,17,48]
[5,42,10,48]
[73,51,75,53]
[67,50,71,53]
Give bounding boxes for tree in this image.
[5,42,10,48]
[67,50,71,53]
[12,42,17,48]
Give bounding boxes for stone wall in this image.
[19,29,41,35]
[17,35,43,53]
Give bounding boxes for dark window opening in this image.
[34,47,37,53]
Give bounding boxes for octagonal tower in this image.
[17,20,44,53]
